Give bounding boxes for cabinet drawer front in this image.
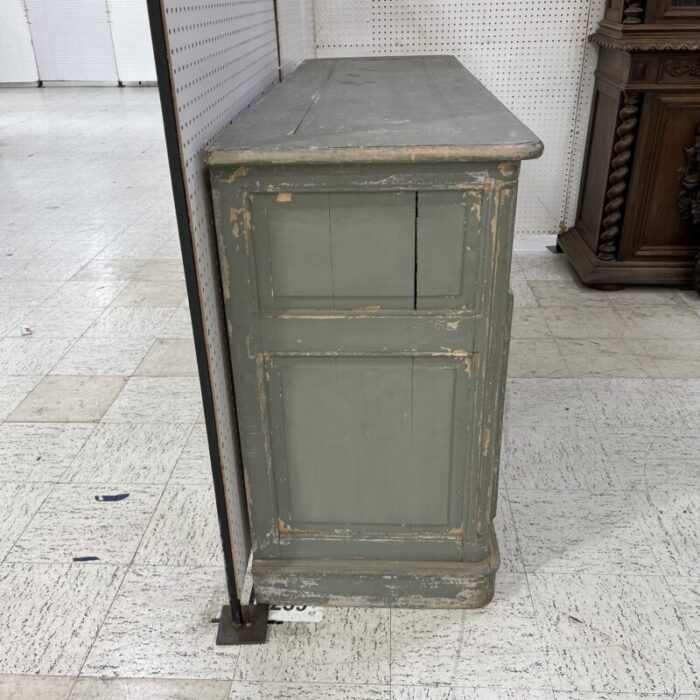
[253,191,415,310]
[267,355,472,535]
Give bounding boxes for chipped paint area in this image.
[276,192,293,203]
[279,313,347,320]
[278,518,300,535]
[226,165,249,183]
[497,161,516,178]
[482,427,491,457]
[242,207,252,253]
[463,355,473,378]
[219,250,231,300]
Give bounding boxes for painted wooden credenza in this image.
[207,56,542,608]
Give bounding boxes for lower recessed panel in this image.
[267,356,469,530]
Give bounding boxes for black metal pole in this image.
[272,0,283,82]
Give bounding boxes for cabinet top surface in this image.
[206,56,543,166]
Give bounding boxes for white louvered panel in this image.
[0,0,38,83]
[25,0,118,82]
[107,0,157,83]
[159,0,279,597]
[312,0,604,236]
[277,0,316,76]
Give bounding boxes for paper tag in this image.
[267,604,323,623]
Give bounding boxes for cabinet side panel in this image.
[271,356,455,528]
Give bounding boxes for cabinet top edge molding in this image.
[206,56,543,167]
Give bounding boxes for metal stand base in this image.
[216,604,269,645]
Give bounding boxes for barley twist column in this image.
[598,93,641,261]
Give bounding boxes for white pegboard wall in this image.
[24,0,118,82]
[565,0,607,227]
[277,0,316,77]
[312,0,607,235]
[159,0,279,596]
[0,0,37,83]
[107,0,157,83]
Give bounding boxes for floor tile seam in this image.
[50,332,158,376]
[0,308,100,341]
[0,478,62,567]
[40,296,114,374]
[550,334,662,378]
[570,376,694,431]
[126,421,204,570]
[61,420,197,486]
[124,477,172,570]
[661,375,700,432]
[524,274,616,312]
[129,453,227,568]
[67,674,80,698]
[661,573,700,654]
[501,490,525,576]
[522,565,556,693]
[72,561,130,680]
[522,569,692,697]
[3,482,174,567]
[509,337,571,380]
[0,672,81,695]
[1,472,165,567]
[0,375,44,419]
[131,337,169,377]
[538,311,577,380]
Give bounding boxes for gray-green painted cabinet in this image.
[207,56,542,608]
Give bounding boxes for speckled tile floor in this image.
[1,87,700,700]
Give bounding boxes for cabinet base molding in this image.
[252,531,499,609]
[559,227,695,288]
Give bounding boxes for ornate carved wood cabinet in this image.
[560,0,700,291]
[207,57,541,608]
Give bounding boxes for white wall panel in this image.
[156,0,279,598]
[0,0,38,83]
[312,0,606,235]
[108,0,157,82]
[25,0,118,82]
[277,0,315,76]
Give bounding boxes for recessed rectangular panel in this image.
[270,357,458,527]
[266,194,333,297]
[253,191,416,309]
[329,192,415,304]
[416,190,483,309]
[626,96,699,255]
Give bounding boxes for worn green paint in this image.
[253,191,415,309]
[207,57,542,608]
[268,356,464,528]
[416,190,484,310]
